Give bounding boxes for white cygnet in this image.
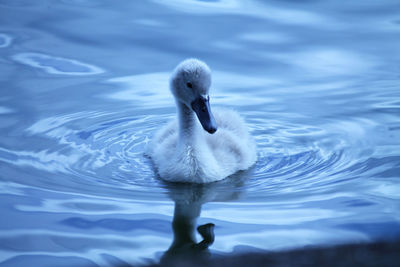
[147,58,256,183]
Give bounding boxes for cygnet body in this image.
[148,59,256,183]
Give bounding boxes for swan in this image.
[147,58,256,183]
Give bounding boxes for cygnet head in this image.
[170,59,217,134]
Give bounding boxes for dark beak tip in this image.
[207,127,217,134]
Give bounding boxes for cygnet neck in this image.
[176,100,199,142]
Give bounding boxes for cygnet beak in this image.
[191,95,217,134]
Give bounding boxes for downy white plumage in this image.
[147,59,256,183]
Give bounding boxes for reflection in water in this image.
[160,179,244,265]
[161,202,214,264]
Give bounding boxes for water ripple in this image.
[12,52,104,75]
[0,105,383,203]
[0,33,12,48]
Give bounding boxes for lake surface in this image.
[0,0,400,266]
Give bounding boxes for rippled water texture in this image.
[1,0,400,266]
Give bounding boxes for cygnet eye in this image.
[186,82,193,88]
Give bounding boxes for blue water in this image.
[1,0,400,266]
